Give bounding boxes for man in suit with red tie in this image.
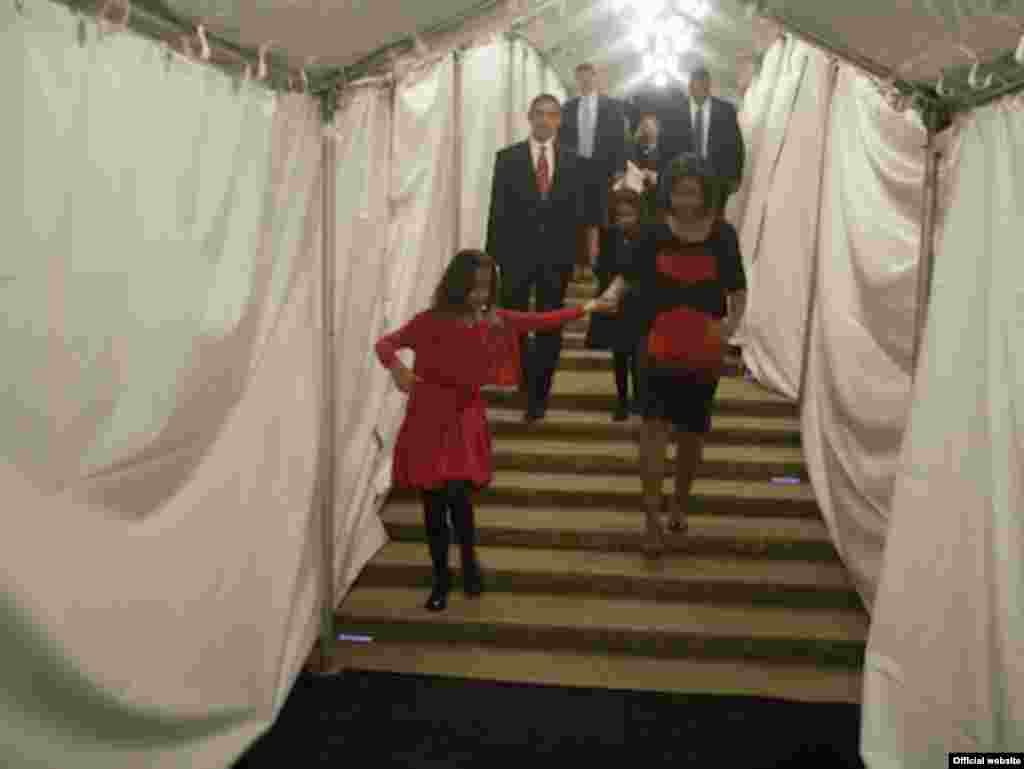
[486,94,597,422]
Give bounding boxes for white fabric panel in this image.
[524,43,545,107]
[1,1,326,766]
[329,85,396,596]
[861,98,1024,767]
[800,68,926,611]
[737,37,808,289]
[375,55,459,477]
[543,61,567,103]
[740,42,835,399]
[725,38,787,248]
[459,42,511,250]
[507,38,532,143]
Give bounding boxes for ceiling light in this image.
[677,0,711,20]
[632,28,649,50]
[654,71,668,88]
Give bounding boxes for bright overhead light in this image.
[677,0,711,20]
[653,71,668,88]
[631,28,649,50]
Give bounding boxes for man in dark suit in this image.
[665,65,745,199]
[486,94,597,422]
[560,62,629,271]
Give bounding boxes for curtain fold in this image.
[861,97,1024,766]
[739,41,835,398]
[1,2,326,767]
[800,68,927,611]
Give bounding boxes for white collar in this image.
[530,136,554,152]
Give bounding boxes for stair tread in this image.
[488,408,801,435]
[488,470,816,501]
[329,641,862,703]
[492,438,805,465]
[338,587,869,642]
[381,501,833,543]
[370,542,855,590]
[486,371,792,404]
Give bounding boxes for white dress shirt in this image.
[690,97,712,159]
[577,93,598,158]
[529,136,556,180]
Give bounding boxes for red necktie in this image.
[536,145,551,197]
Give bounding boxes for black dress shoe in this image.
[424,586,448,612]
[463,565,484,597]
[523,405,545,423]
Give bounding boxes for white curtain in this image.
[459,41,511,250]
[507,38,533,143]
[800,68,926,610]
[1,0,326,766]
[724,40,788,234]
[739,41,835,398]
[861,97,1024,766]
[328,83,396,597]
[374,55,460,474]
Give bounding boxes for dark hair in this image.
[431,249,499,315]
[664,153,727,214]
[529,93,561,114]
[575,62,596,74]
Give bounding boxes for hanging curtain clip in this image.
[257,42,271,81]
[195,23,211,61]
[967,60,993,90]
[1015,34,1024,65]
[98,0,131,38]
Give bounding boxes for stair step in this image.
[381,501,839,561]
[359,542,860,610]
[335,587,868,667]
[328,640,863,703]
[489,408,802,446]
[560,348,744,375]
[484,372,796,417]
[492,438,808,480]
[393,471,819,518]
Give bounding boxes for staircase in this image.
[329,273,868,704]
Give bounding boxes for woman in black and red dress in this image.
[375,250,610,610]
[599,154,747,554]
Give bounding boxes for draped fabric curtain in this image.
[459,41,512,250]
[800,68,926,611]
[861,97,1024,766]
[1,1,326,766]
[738,41,835,398]
[374,55,460,477]
[328,83,395,597]
[724,38,787,236]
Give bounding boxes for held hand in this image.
[390,363,421,394]
[583,297,618,315]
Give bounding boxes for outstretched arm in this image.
[495,306,585,335]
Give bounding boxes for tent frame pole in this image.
[317,134,338,671]
[912,127,941,374]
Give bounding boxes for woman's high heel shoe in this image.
[424,570,451,612]
[666,495,688,533]
[642,494,667,557]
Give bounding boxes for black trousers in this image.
[421,481,479,585]
[500,261,571,411]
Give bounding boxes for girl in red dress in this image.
[375,249,609,611]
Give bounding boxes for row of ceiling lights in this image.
[614,0,712,86]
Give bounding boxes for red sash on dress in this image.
[647,245,724,376]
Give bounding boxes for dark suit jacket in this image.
[485,140,596,273]
[665,96,745,187]
[560,95,629,182]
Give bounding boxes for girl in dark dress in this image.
[375,250,610,610]
[586,188,644,421]
[597,155,747,555]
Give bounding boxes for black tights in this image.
[421,481,479,585]
[613,349,641,406]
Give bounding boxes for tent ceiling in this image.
[140,0,1023,102]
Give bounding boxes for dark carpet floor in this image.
[232,668,865,768]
